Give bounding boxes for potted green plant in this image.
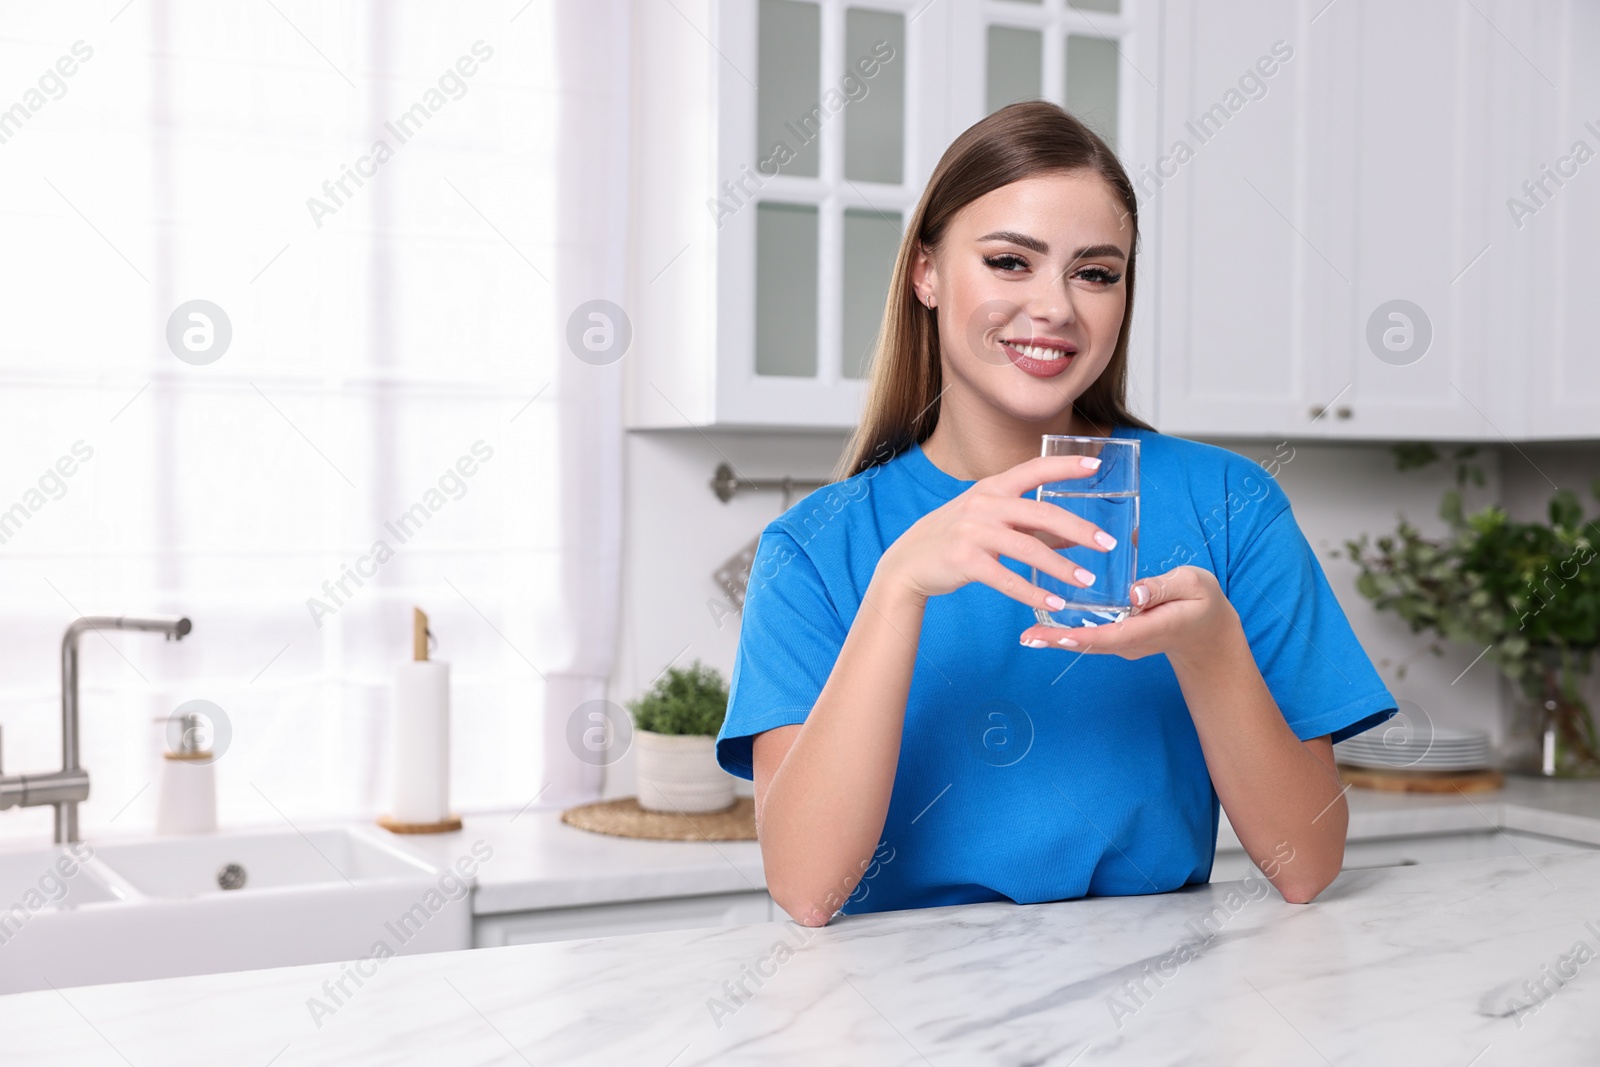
[627,660,735,813]
[1340,444,1600,777]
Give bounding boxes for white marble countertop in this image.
[6,842,1599,1064]
[380,804,767,915]
[292,775,1600,916]
[1217,774,1600,851]
[410,775,1600,915]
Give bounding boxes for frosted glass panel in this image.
[986,26,1042,115]
[756,203,819,378]
[1070,0,1120,11]
[844,8,905,183]
[758,0,821,178]
[1066,35,1119,150]
[842,209,903,380]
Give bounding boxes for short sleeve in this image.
[715,525,849,779]
[1225,497,1398,745]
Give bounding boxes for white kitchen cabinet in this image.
[1150,0,1600,441]
[1495,1,1600,440]
[1151,0,1495,441]
[1301,0,1502,442]
[1210,828,1599,883]
[628,0,1157,431]
[631,0,1599,438]
[629,0,950,430]
[473,891,776,948]
[1142,0,1311,440]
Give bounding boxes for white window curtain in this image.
[0,0,626,842]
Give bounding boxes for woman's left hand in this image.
[1018,565,1239,664]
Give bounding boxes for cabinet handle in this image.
[1336,405,1352,419]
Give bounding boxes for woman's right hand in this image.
[875,453,1117,613]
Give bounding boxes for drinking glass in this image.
[1031,435,1140,628]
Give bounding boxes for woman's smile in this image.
[998,337,1077,378]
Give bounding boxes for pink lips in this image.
[1000,338,1077,379]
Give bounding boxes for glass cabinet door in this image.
[982,0,1129,153]
[751,0,917,389]
[755,202,820,377]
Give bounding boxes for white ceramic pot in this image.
[634,730,735,813]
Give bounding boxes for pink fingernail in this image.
[1075,567,1096,585]
[1079,456,1101,470]
[1094,531,1117,550]
[1057,635,1080,647]
[1134,585,1149,606]
[1025,638,1047,648]
[1045,594,1067,610]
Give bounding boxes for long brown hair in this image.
[833,101,1155,483]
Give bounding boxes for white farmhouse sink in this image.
[90,826,440,895]
[0,844,121,910]
[0,827,472,995]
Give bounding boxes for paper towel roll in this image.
[390,659,451,824]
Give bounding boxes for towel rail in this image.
[709,463,830,504]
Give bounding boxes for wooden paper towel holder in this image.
[377,607,462,834]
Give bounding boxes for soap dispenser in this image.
[155,709,218,834]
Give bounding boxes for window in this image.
[0,3,574,841]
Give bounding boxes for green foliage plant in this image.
[1341,445,1600,774]
[627,660,730,736]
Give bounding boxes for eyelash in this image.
[982,253,1122,285]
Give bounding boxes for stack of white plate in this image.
[1334,725,1491,771]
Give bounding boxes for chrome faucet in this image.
[0,615,191,843]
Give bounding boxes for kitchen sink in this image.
[89,826,442,896]
[0,844,121,911]
[0,827,472,995]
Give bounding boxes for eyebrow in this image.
[977,231,1126,261]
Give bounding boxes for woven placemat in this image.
[560,796,757,841]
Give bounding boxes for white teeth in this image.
[1008,342,1070,362]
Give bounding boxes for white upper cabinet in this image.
[631,0,1599,439]
[1137,0,1312,438]
[1151,0,1600,441]
[628,0,948,430]
[1498,1,1600,440]
[1309,0,1511,440]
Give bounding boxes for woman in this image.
[715,101,1396,927]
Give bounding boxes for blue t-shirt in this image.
[715,426,1397,916]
